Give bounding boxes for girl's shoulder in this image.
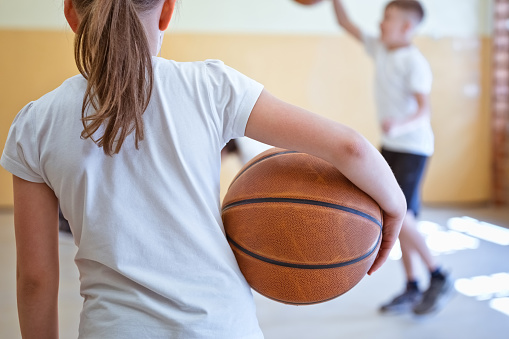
[151,58,250,89]
[152,57,229,73]
[21,74,86,115]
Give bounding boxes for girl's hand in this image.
[368,209,405,275]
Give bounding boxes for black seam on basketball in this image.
[226,230,381,270]
[228,150,299,188]
[222,198,382,228]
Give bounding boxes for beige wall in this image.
[0,30,491,206]
[0,31,79,207]
[0,0,493,36]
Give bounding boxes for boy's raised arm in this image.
[332,0,362,42]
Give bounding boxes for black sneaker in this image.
[413,272,453,315]
[380,288,422,314]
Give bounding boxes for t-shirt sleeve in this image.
[361,32,379,58]
[407,54,433,94]
[203,60,264,145]
[0,102,45,183]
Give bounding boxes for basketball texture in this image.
[221,148,383,305]
[294,0,323,6]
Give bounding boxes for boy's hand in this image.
[383,115,429,138]
[384,93,431,137]
[382,118,397,135]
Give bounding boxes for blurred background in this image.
[0,0,505,205]
[0,0,508,338]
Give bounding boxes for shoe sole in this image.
[380,300,421,315]
[380,306,412,314]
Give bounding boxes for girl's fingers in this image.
[368,213,403,275]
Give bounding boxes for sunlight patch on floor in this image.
[455,273,509,317]
[454,273,509,301]
[447,217,509,246]
[387,215,509,318]
[388,219,481,259]
[490,297,509,317]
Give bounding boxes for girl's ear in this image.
[64,0,80,33]
[159,0,176,31]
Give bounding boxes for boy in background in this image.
[331,0,452,315]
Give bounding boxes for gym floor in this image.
[1,204,508,339]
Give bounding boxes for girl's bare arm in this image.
[245,90,406,274]
[13,176,60,339]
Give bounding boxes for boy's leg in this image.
[400,218,420,281]
[399,211,437,275]
[379,149,426,313]
[399,210,453,315]
[379,227,422,313]
[379,148,452,315]
[381,149,433,271]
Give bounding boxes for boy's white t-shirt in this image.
[362,33,434,156]
[1,58,265,339]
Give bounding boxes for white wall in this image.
[0,0,493,37]
[0,0,67,30]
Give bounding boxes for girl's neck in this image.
[140,13,162,56]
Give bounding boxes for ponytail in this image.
[74,0,154,155]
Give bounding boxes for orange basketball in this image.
[294,0,323,5]
[221,148,383,305]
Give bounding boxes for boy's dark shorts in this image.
[381,148,429,217]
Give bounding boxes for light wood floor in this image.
[2,205,508,339]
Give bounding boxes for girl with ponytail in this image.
[2,0,406,337]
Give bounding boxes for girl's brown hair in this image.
[73,0,159,155]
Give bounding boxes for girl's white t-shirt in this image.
[1,58,265,339]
